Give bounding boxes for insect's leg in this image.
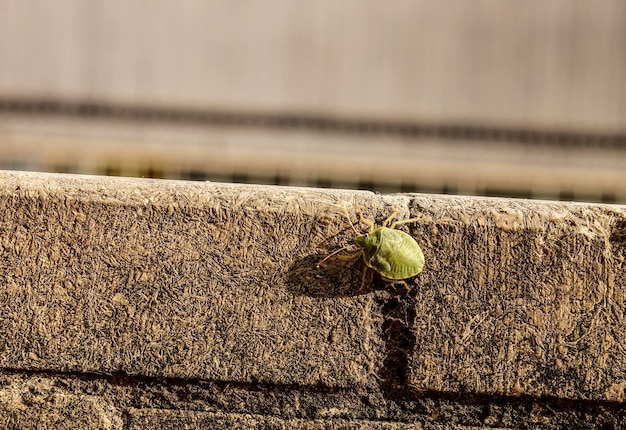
[317,247,360,266]
[358,266,369,292]
[358,212,376,234]
[389,213,421,229]
[393,280,410,296]
[380,276,411,295]
[382,206,399,228]
[335,250,362,260]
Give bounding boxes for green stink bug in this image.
[319,205,425,291]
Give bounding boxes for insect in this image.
[318,205,425,291]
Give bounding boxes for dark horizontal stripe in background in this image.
[0,98,624,149]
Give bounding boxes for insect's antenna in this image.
[342,202,361,235]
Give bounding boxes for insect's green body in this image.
[319,205,425,290]
[355,227,424,281]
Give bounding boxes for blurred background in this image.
[0,0,624,202]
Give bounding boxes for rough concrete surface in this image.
[408,196,626,401]
[1,170,626,428]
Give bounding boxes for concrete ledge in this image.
[0,374,122,429]
[1,170,626,427]
[127,410,430,430]
[0,171,382,388]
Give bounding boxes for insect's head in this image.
[354,234,367,247]
[354,232,380,249]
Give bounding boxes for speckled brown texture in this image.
[1,170,626,428]
[405,196,626,401]
[0,374,123,429]
[0,171,385,387]
[127,409,430,429]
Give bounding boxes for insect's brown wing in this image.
[370,228,424,280]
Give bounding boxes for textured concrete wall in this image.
[1,170,626,428]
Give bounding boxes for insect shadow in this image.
[285,252,365,298]
[285,252,410,298]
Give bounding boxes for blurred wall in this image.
[0,0,624,200]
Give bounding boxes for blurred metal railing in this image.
[0,0,624,201]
